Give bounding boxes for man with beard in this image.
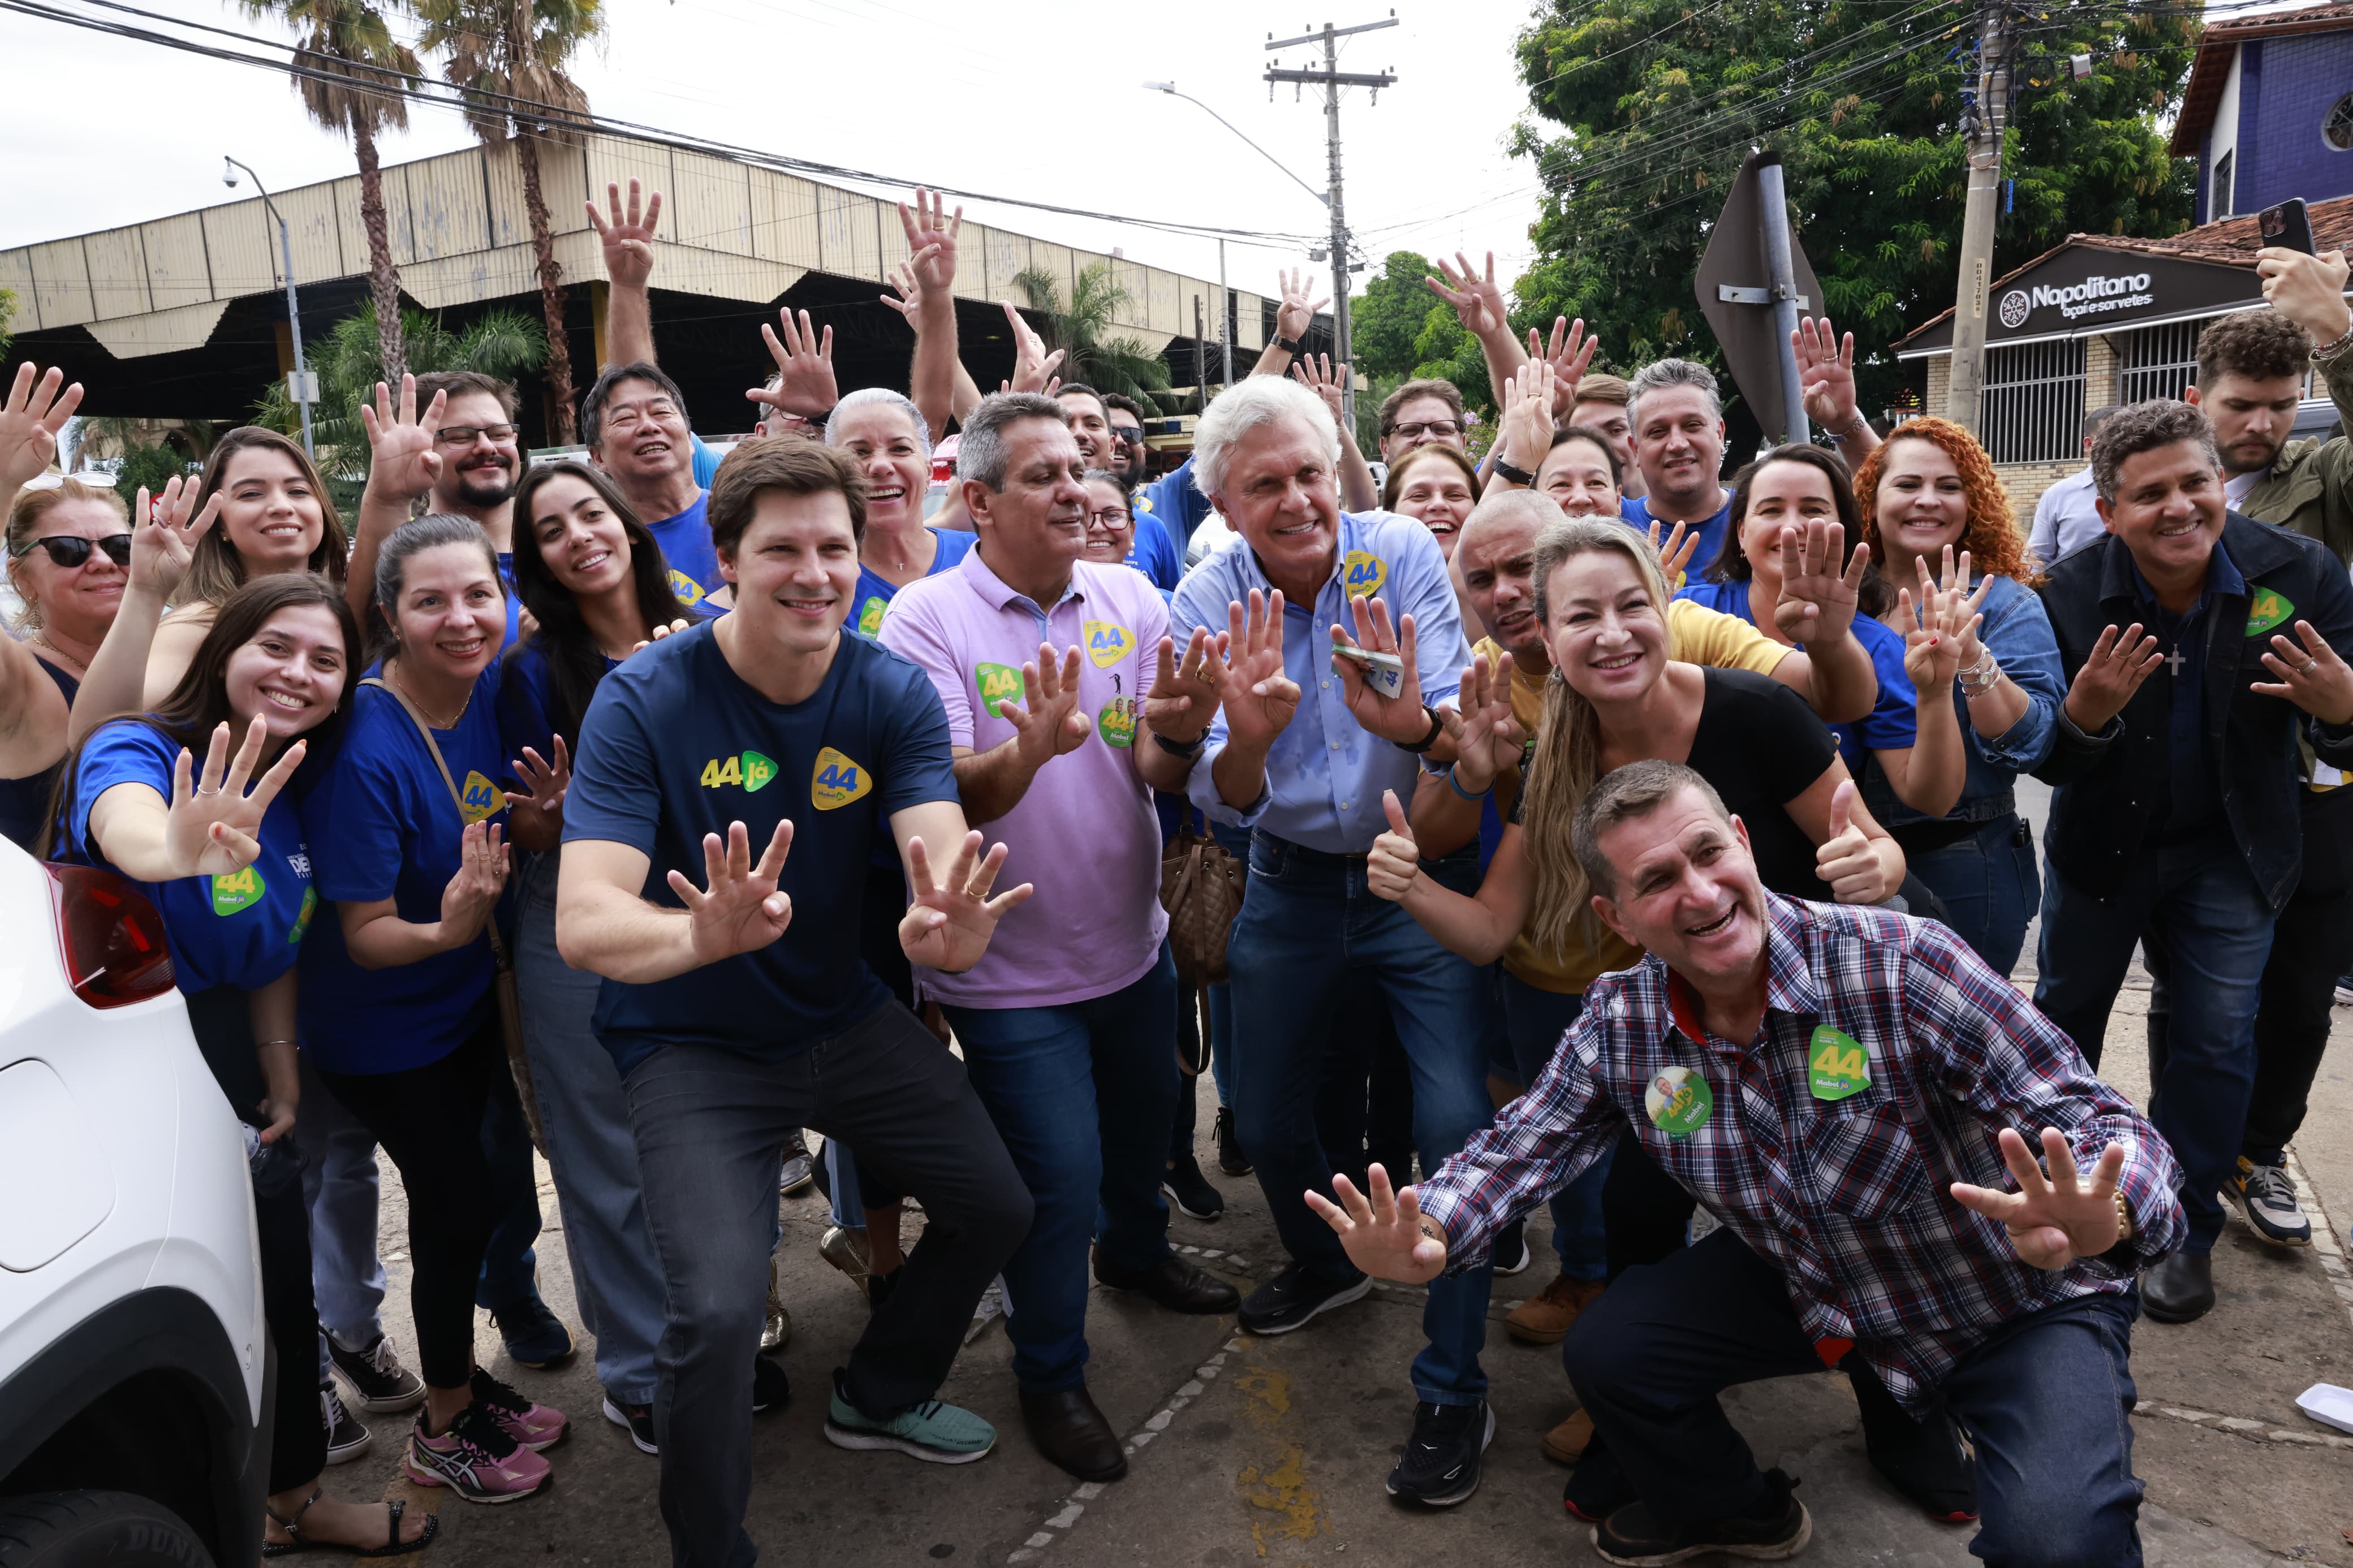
[348,371,529,643]
[1101,392,1148,484]
[2144,244,2353,1258]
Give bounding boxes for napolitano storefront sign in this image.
[1899,243,2268,358]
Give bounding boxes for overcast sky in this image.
[0,0,1548,309]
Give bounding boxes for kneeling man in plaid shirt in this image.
[1310,759,2183,1567]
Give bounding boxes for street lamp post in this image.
[223,156,316,459]
[1144,81,1330,411]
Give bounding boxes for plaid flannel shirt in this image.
[1415,893,2185,1412]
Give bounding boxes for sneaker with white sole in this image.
[824,1383,996,1465]
[322,1384,372,1465]
[1238,1262,1372,1335]
[406,1403,554,1503]
[1387,1399,1497,1506]
[470,1367,568,1451]
[2229,1157,2312,1246]
[327,1331,426,1414]
[602,1396,657,1456]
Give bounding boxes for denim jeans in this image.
[2033,836,2274,1251]
[1565,1229,2147,1566]
[1906,813,2040,977]
[624,1004,1031,1568]
[297,1055,387,1383]
[514,852,666,1404]
[943,945,1180,1390]
[1229,832,1494,1406]
[1498,974,1610,1281]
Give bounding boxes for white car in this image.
[0,843,266,1566]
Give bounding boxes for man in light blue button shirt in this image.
[1163,376,1500,1506]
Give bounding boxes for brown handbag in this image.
[1160,820,1247,994]
[360,677,546,1155]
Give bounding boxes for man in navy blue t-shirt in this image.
[559,436,1035,1568]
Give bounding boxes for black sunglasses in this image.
[14,533,133,569]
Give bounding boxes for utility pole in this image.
[1946,2,2012,437]
[1266,15,1397,436]
[1218,238,1235,391]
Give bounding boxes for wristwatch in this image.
[1492,459,1536,486]
[1396,705,1445,755]
[1153,731,1206,759]
[1274,334,1304,355]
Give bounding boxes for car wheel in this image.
[0,1491,213,1567]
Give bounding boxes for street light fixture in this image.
[223,156,316,459]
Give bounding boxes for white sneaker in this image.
[2229,1157,2312,1247]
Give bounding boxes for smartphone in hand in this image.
[2259,198,2317,256]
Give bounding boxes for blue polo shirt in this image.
[2134,540,2243,843]
[561,621,961,1072]
[1169,510,1473,854]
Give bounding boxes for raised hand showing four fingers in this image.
[1220,590,1303,749]
[1950,1126,2127,1271]
[752,309,839,420]
[1144,628,1227,746]
[1772,519,1867,645]
[357,375,447,504]
[2062,621,2164,732]
[1303,1163,1449,1283]
[1275,267,1330,343]
[2253,619,2353,724]
[587,178,662,292]
[505,735,572,817]
[165,716,308,879]
[899,828,1034,973]
[672,819,795,965]
[130,474,225,604]
[996,643,1093,768]
[897,187,963,295]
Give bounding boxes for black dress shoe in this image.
[2141,1249,2216,1323]
[1093,1251,1242,1313]
[1020,1384,1127,1481]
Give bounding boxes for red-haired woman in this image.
[1852,416,2067,973]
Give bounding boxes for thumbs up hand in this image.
[1813,776,1891,905]
[1367,789,1422,904]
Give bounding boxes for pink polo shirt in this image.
[879,551,1171,1009]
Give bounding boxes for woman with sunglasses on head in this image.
[49,572,435,1557]
[70,426,351,737]
[299,514,567,1505]
[1851,419,2063,974]
[498,461,734,1453]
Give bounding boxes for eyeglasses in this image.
[1085,508,1131,530]
[435,424,519,447]
[13,533,133,569]
[1387,421,1463,441]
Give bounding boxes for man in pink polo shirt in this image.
[879,394,1241,1484]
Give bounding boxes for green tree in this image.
[1014,263,1176,409]
[416,0,604,442]
[253,301,545,493]
[111,442,196,511]
[1510,0,2197,412]
[0,286,15,359]
[1352,251,1492,409]
[243,0,423,383]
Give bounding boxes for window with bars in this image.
[1980,338,2087,465]
[2119,321,2204,405]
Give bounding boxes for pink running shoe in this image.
[406,1403,554,1503]
[471,1368,569,1451]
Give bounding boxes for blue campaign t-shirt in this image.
[1126,509,1182,594]
[1675,577,1916,775]
[298,666,512,1074]
[851,528,977,641]
[1134,455,1214,548]
[562,622,960,1073]
[66,722,318,996]
[495,550,523,647]
[647,491,722,609]
[1625,494,1736,584]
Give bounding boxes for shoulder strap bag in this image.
[360,677,545,1154]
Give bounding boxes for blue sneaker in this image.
[490,1289,576,1371]
[824,1384,995,1465]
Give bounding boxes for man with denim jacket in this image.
[2031,398,2353,1323]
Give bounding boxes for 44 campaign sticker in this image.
[1808,1025,1872,1102]
[1645,1064,1713,1137]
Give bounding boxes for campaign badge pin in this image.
[1808,1025,1872,1102]
[976,662,1025,717]
[1098,696,1138,748]
[2246,589,2295,638]
[1083,619,1134,668]
[1341,550,1387,598]
[857,595,887,637]
[1644,1064,1713,1137]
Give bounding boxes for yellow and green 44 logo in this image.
[700,751,780,792]
[210,864,266,917]
[459,770,503,824]
[976,662,1025,718]
[1808,1025,1872,1102]
[2246,589,2295,638]
[811,747,872,810]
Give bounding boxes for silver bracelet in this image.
[1958,652,2003,698]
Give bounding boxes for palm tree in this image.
[243,0,421,383]
[1014,262,1176,411]
[253,301,545,492]
[416,0,604,442]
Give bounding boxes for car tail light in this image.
[44,863,176,1008]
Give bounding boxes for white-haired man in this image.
[1157,374,1497,1506]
